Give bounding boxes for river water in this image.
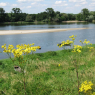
[0,22,95,59]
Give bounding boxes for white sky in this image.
[0,0,95,14]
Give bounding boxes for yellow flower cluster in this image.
[88,47,94,51]
[69,35,77,41]
[1,43,41,58]
[83,39,90,44]
[57,40,73,48]
[80,39,94,51]
[1,44,14,53]
[80,39,92,45]
[79,80,93,93]
[72,45,82,53]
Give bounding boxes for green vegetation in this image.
[0,44,95,95]
[0,7,95,24]
[1,35,95,95]
[1,21,48,25]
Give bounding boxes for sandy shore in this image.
[62,21,87,23]
[0,28,89,35]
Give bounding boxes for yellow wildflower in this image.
[58,64,60,67]
[79,80,93,93]
[32,43,35,45]
[72,38,75,40]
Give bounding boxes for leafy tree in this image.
[68,14,76,20]
[45,8,55,21]
[10,13,16,22]
[53,11,61,22]
[55,11,60,16]
[76,13,83,21]
[4,13,10,22]
[86,15,94,22]
[71,14,76,20]
[37,12,48,21]
[6,13,12,22]
[60,13,68,21]
[93,12,95,20]
[25,14,33,22]
[60,16,66,21]
[81,8,89,21]
[37,13,44,21]
[41,12,47,20]
[53,14,60,22]
[11,8,22,22]
[19,13,27,21]
[11,8,22,13]
[0,8,5,22]
[36,13,42,21]
[89,11,95,20]
[90,11,94,15]
[31,14,36,21]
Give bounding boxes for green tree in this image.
[4,13,10,22]
[11,8,22,22]
[81,8,89,21]
[41,12,47,20]
[60,13,68,21]
[25,14,33,22]
[11,8,22,14]
[68,13,76,20]
[55,11,60,16]
[53,14,60,22]
[0,8,5,22]
[31,14,36,21]
[89,11,95,20]
[53,11,61,22]
[93,12,95,20]
[45,8,55,22]
[68,14,76,20]
[19,13,27,21]
[76,13,83,21]
[86,15,94,22]
[37,13,44,21]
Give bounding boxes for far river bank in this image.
[0,20,95,25]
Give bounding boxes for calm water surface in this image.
[0,23,95,59]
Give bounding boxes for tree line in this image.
[0,7,95,23]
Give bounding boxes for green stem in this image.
[7,53,15,64]
[24,75,26,95]
[22,67,26,95]
[76,65,80,95]
[74,56,80,95]
[73,41,74,49]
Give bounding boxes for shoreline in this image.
[0,28,89,35]
[62,21,87,23]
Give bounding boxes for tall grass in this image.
[0,44,95,95]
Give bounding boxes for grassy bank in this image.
[0,44,95,95]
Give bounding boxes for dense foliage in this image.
[0,7,95,23]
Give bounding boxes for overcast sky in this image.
[0,0,95,14]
